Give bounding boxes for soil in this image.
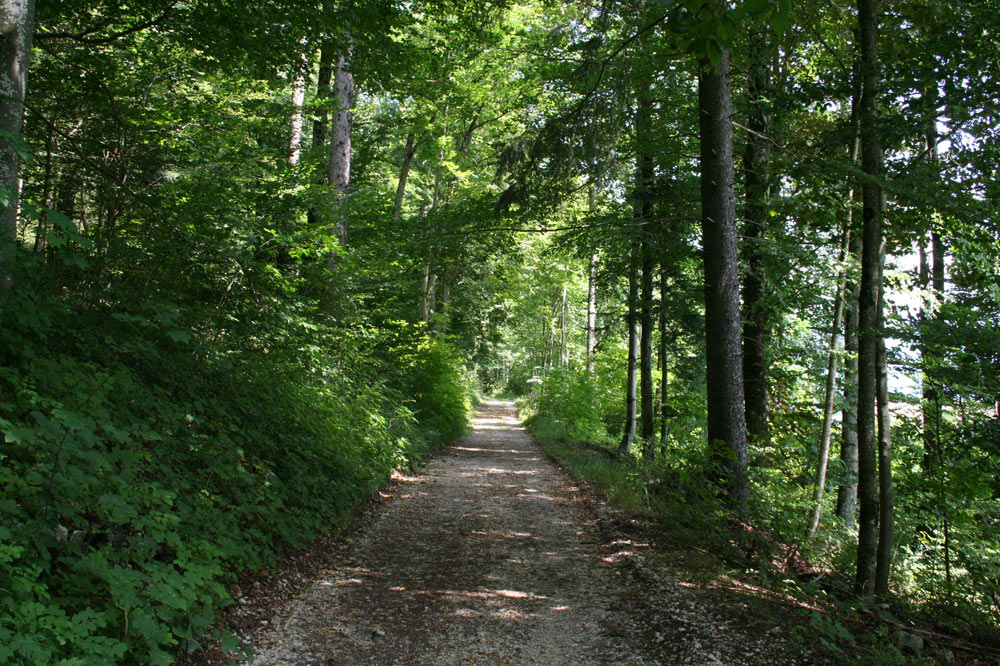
[201,400,811,666]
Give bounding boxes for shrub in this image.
[0,291,469,665]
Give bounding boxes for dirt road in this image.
[247,400,658,665]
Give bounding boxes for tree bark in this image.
[875,253,893,597]
[327,43,353,251]
[0,0,35,289]
[640,245,655,447]
[698,48,748,509]
[920,110,946,473]
[808,227,849,537]
[306,41,334,230]
[854,0,883,596]
[587,187,598,374]
[587,250,598,373]
[289,43,309,166]
[837,64,863,526]
[741,26,772,450]
[312,45,334,151]
[659,262,669,446]
[393,132,416,221]
[636,87,655,448]
[560,283,569,367]
[619,235,640,457]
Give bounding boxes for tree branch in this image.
[35,2,177,45]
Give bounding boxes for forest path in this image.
[246,400,659,665]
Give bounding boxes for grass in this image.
[533,437,979,666]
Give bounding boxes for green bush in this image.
[0,290,469,665]
[521,366,617,446]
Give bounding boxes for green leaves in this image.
[0,129,33,164]
[675,0,792,59]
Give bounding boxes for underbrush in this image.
[0,288,471,665]
[520,370,1000,664]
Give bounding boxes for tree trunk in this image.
[587,250,598,373]
[920,110,946,473]
[741,26,772,450]
[659,262,669,446]
[421,263,436,323]
[0,0,36,289]
[33,125,54,254]
[438,278,450,333]
[854,0,883,596]
[560,283,569,367]
[393,132,416,221]
[307,42,334,230]
[636,85,655,448]
[698,48,748,509]
[587,187,598,374]
[289,44,309,166]
[619,236,640,457]
[808,226,850,537]
[312,45,334,151]
[640,246,655,447]
[837,61,863,525]
[875,254,893,597]
[327,43,353,252]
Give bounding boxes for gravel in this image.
[206,400,808,666]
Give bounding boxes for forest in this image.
[0,0,998,664]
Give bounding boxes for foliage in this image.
[4,0,1000,659]
[0,261,471,663]
[522,367,616,446]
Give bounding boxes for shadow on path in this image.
[247,400,655,666]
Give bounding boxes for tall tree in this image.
[0,0,36,288]
[636,86,656,447]
[919,96,946,472]
[836,65,863,526]
[854,0,885,596]
[289,42,310,166]
[874,253,893,597]
[808,225,849,537]
[658,261,670,445]
[328,44,354,251]
[619,234,640,457]
[697,34,748,507]
[741,25,773,450]
[586,189,598,374]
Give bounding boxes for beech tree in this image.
[740,24,772,450]
[854,0,886,596]
[0,0,35,288]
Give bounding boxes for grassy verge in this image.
[533,435,978,666]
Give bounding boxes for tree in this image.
[854,0,885,596]
[619,233,640,456]
[837,65,863,525]
[328,44,353,252]
[697,29,748,508]
[741,24,772,450]
[0,0,36,288]
[636,83,656,448]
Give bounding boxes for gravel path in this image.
[239,400,811,666]
[246,400,659,666]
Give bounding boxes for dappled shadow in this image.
[249,399,652,666]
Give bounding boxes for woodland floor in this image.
[199,401,816,666]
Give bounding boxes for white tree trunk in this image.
[587,251,597,373]
[327,42,353,251]
[0,0,35,288]
[288,46,309,166]
[586,186,598,373]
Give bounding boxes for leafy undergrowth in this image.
[0,287,471,666]
[532,435,1000,666]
